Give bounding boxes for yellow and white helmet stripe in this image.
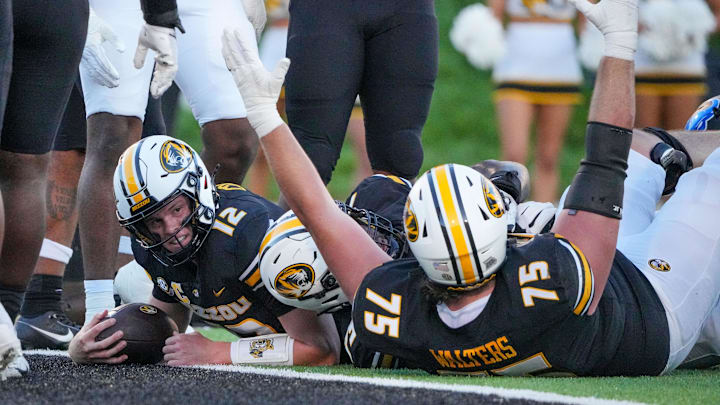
[258,211,305,261]
[427,164,483,285]
[118,139,149,209]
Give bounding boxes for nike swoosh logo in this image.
[213,287,226,297]
[19,322,73,343]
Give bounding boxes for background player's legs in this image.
[533,104,572,202]
[664,94,703,130]
[175,0,258,184]
[347,106,372,186]
[361,4,437,181]
[617,147,720,372]
[78,0,153,323]
[635,93,663,128]
[200,119,258,184]
[78,114,142,322]
[285,0,363,184]
[0,0,22,378]
[0,0,87,322]
[497,99,535,169]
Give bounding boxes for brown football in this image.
[95,303,175,364]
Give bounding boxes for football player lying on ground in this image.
[68,135,340,366]
[221,0,720,376]
[257,125,720,370]
[67,137,410,366]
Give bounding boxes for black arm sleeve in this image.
[139,0,185,33]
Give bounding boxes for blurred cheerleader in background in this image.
[634,0,716,129]
[452,0,582,202]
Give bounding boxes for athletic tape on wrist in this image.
[39,238,74,264]
[604,32,637,61]
[84,279,116,324]
[230,333,294,365]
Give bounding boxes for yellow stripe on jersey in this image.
[434,166,477,285]
[122,143,144,204]
[386,175,406,185]
[244,268,262,288]
[555,235,593,315]
[258,217,303,255]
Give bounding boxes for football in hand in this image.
[96,303,175,364]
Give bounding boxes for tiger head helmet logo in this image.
[249,338,274,358]
[159,140,193,173]
[482,178,505,218]
[404,199,419,242]
[273,264,315,299]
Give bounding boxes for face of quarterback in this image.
[144,195,194,254]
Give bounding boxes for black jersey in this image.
[347,234,669,376]
[133,184,293,337]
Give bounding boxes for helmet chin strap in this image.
[211,163,221,182]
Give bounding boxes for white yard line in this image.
[26,350,647,405]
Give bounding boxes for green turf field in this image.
[196,325,720,405]
[172,0,591,202]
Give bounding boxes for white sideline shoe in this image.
[0,324,23,381]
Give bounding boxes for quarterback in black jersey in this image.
[69,135,341,367]
[223,0,720,378]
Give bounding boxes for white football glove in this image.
[515,201,557,235]
[569,0,638,61]
[500,190,518,233]
[241,0,267,40]
[134,24,178,98]
[82,8,125,88]
[222,28,289,138]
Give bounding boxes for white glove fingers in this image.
[233,29,259,65]
[570,0,595,17]
[272,58,291,81]
[221,29,239,69]
[101,24,126,53]
[133,42,149,69]
[96,51,121,87]
[150,62,176,98]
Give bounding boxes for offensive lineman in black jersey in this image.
[222,0,720,376]
[68,135,341,367]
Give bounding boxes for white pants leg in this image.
[80,0,153,119]
[174,0,255,126]
[617,147,720,373]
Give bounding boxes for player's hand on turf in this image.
[222,28,289,137]
[163,332,231,366]
[240,0,267,40]
[568,0,638,60]
[83,8,125,88]
[68,310,128,365]
[134,24,178,98]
